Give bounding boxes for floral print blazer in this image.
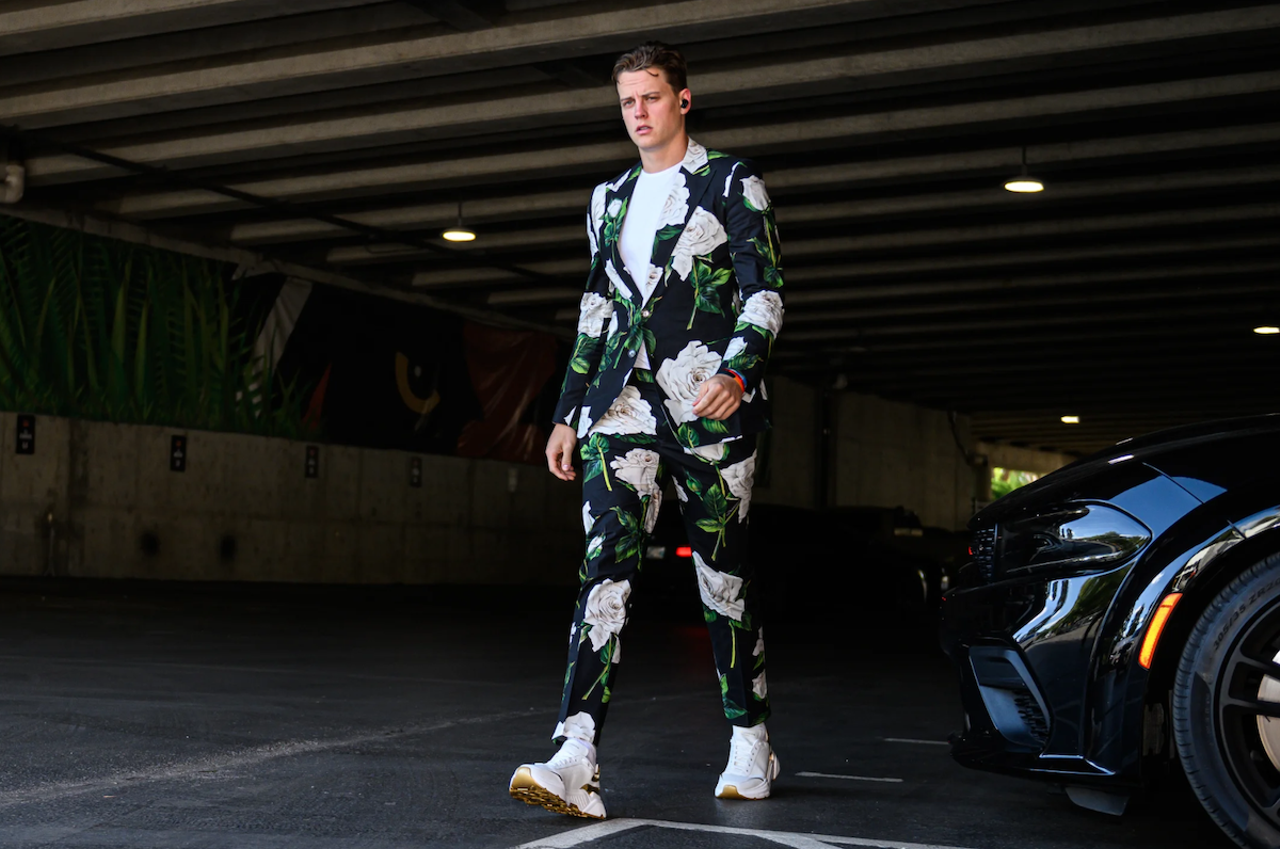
[553,139,784,450]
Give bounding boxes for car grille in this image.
[971,525,997,582]
[1013,689,1050,745]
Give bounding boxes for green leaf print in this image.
[720,674,747,720]
[704,608,718,623]
[602,685,611,704]
[687,260,729,329]
[703,417,729,435]
[569,334,598,374]
[676,423,702,449]
[685,472,705,497]
[655,224,685,243]
[612,506,643,565]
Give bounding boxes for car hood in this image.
[973,414,1280,527]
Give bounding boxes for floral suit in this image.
[552,139,784,746]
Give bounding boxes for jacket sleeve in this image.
[552,185,612,429]
[719,159,783,394]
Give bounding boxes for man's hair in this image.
[611,41,687,93]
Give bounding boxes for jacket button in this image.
[641,309,651,319]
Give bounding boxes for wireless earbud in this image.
[681,98,689,109]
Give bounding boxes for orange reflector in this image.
[1139,593,1182,669]
[676,546,693,558]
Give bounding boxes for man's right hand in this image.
[545,423,578,481]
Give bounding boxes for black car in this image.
[941,414,1280,849]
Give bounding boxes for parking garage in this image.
[1,2,1278,847]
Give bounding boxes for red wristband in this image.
[724,369,746,393]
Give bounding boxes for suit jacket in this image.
[552,139,784,451]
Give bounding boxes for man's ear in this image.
[679,89,692,113]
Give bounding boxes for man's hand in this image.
[545,423,579,481]
[692,374,744,421]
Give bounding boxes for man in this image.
[509,42,784,820]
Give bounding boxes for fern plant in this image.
[0,214,314,438]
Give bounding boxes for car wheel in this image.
[1173,552,1280,849]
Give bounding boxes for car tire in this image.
[1173,552,1280,849]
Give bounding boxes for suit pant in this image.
[553,380,770,746]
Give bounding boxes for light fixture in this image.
[1061,415,1080,424]
[1004,146,1044,193]
[441,200,476,242]
[1254,325,1280,335]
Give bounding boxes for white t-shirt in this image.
[618,161,680,368]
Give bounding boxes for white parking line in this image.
[511,817,985,849]
[795,771,905,783]
[884,737,950,746]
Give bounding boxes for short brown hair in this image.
[611,42,687,93]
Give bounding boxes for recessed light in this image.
[1254,326,1280,335]
[1004,177,1044,193]
[1061,415,1080,424]
[441,228,476,242]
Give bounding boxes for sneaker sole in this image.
[715,752,780,800]
[509,767,606,819]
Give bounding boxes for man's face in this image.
[616,68,689,154]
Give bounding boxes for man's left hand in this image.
[692,374,744,421]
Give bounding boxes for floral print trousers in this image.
[553,381,769,746]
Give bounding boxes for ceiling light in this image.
[1004,146,1044,193]
[1061,415,1080,424]
[1254,325,1280,335]
[441,200,476,242]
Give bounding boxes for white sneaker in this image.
[715,725,780,800]
[509,738,607,819]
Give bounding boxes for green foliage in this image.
[991,467,1040,499]
[0,215,312,437]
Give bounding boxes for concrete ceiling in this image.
[2,0,1279,455]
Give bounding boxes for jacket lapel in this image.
[602,165,642,308]
[646,139,714,308]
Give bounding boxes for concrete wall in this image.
[0,413,582,584]
[0,379,996,581]
[829,392,979,530]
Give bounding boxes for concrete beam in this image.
[0,0,374,56]
[781,301,1277,342]
[229,189,587,244]
[784,260,1280,308]
[328,225,583,265]
[229,156,1279,251]
[103,120,1280,219]
[23,57,1280,184]
[1,0,926,127]
[784,277,1280,325]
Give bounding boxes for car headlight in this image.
[998,503,1150,576]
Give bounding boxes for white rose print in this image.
[721,452,757,522]
[687,442,727,463]
[656,341,723,424]
[657,171,690,229]
[694,551,745,621]
[609,448,661,496]
[575,405,593,438]
[606,198,623,219]
[738,291,783,337]
[591,386,657,436]
[752,671,768,701]
[577,293,610,337]
[674,480,689,503]
[684,140,709,172]
[753,629,765,658]
[643,488,663,534]
[605,259,633,300]
[554,711,597,744]
[723,336,747,363]
[741,175,771,212]
[582,578,631,653]
[582,501,594,535]
[669,208,728,281]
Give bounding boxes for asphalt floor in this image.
[0,578,1234,849]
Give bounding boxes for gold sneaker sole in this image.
[509,767,605,819]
